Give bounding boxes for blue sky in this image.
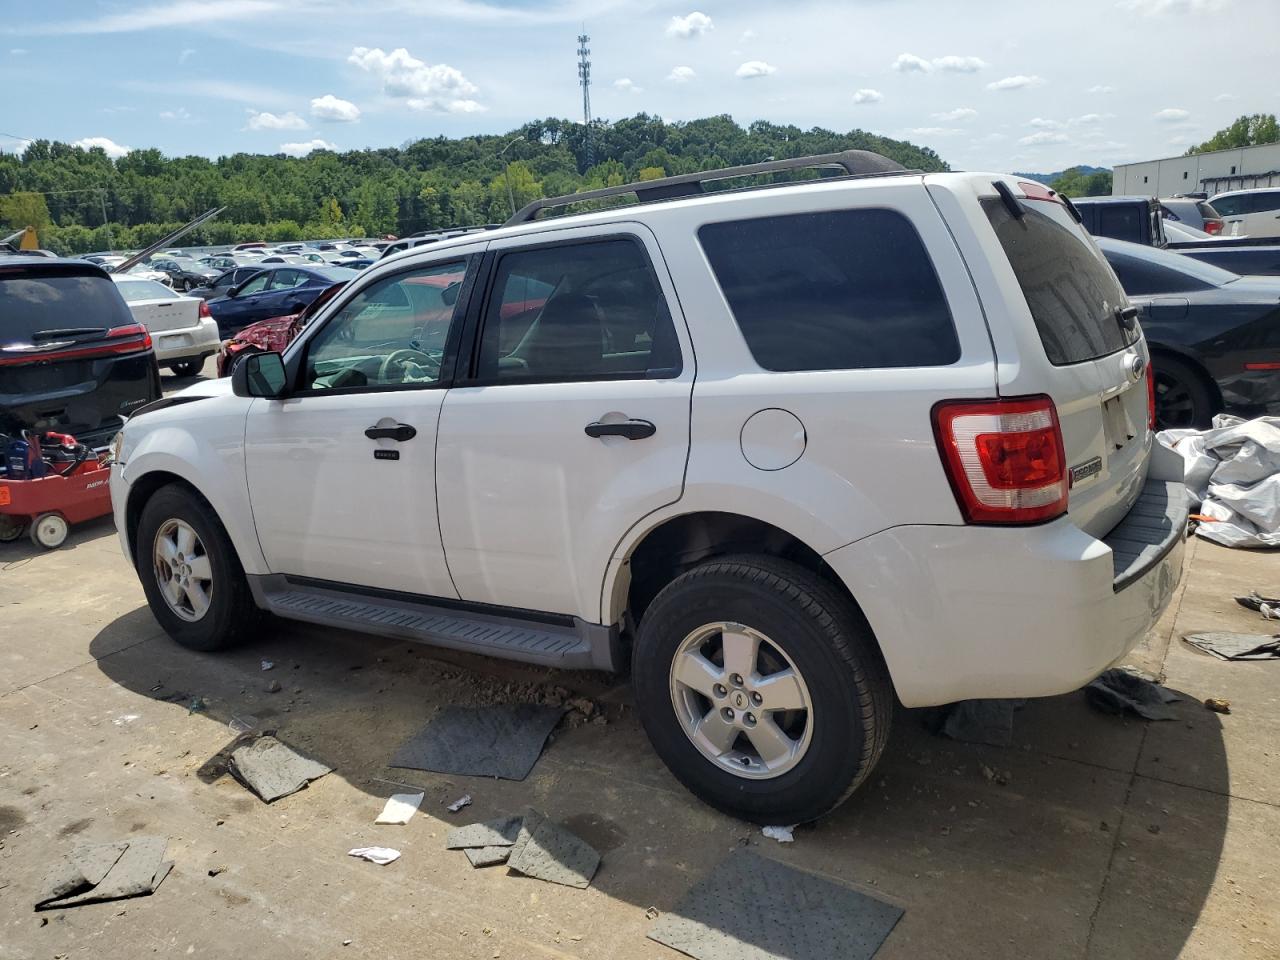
[1,0,1275,171]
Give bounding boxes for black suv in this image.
[1,256,161,448]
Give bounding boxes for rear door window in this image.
[0,270,134,344]
[697,209,959,371]
[1096,205,1142,241]
[1212,195,1243,216]
[1248,192,1280,214]
[983,198,1136,365]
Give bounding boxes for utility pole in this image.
[577,31,593,169]
[99,189,112,252]
[498,137,522,217]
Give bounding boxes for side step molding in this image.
[247,575,621,671]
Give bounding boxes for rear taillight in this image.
[107,322,152,352]
[1204,220,1223,235]
[1146,365,1157,430]
[933,396,1068,525]
[0,323,151,366]
[199,301,212,319]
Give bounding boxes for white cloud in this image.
[667,65,697,83]
[13,0,285,35]
[666,12,713,39]
[614,78,644,94]
[987,75,1044,91]
[246,110,307,131]
[159,107,192,122]
[178,47,195,64]
[907,127,962,137]
[892,52,932,73]
[1087,84,1114,94]
[852,88,883,104]
[1168,134,1194,145]
[10,48,28,55]
[741,28,756,40]
[279,138,336,156]
[1018,131,1069,145]
[1120,0,1227,14]
[1028,117,1062,129]
[1213,92,1237,102]
[311,94,360,122]
[1068,113,1109,125]
[933,55,988,73]
[348,46,482,114]
[735,60,777,79]
[1154,107,1190,121]
[933,107,976,121]
[73,136,131,158]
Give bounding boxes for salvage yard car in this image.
[112,276,221,378]
[110,154,1188,824]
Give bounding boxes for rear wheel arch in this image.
[612,511,893,683]
[1148,346,1222,426]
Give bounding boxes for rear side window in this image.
[1197,202,1221,221]
[1096,205,1142,241]
[698,209,959,371]
[0,271,134,344]
[1211,195,1242,216]
[1249,192,1280,214]
[983,198,1135,366]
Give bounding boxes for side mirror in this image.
[232,351,288,399]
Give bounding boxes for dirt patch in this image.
[57,817,94,838]
[0,805,27,833]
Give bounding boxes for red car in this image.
[216,281,347,376]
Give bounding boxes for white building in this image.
[1112,141,1280,197]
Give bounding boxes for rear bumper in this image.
[151,318,220,363]
[826,456,1187,707]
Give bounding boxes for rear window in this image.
[697,209,959,371]
[114,279,177,302]
[0,270,134,344]
[1197,202,1221,221]
[983,198,1136,366]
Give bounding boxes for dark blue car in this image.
[205,265,358,336]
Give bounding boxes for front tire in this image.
[135,484,261,651]
[632,555,892,824]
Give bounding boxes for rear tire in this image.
[30,513,68,549]
[632,554,892,824]
[169,359,203,378]
[135,484,262,651]
[1153,355,1216,429]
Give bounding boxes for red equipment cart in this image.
[0,455,113,549]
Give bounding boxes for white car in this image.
[109,154,1187,824]
[1209,187,1280,238]
[111,276,220,377]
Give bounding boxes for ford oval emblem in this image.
[1127,355,1146,382]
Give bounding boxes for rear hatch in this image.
[113,278,201,333]
[1,264,161,444]
[941,177,1153,538]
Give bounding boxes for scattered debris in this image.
[1085,668,1181,721]
[36,837,172,910]
[111,714,140,727]
[1204,697,1232,714]
[647,849,903,960]
[227,715,258,736]
[761,825,795,843]
[446,794,473,814]
[1234,592,1280,619]
[266,679,282,694]
[645,907,660,921]
[465,846,512,868]
[348,847,400,865]
[980,765,1011,786]
[506,810,599,889]
[228,735,333,803]
[261,660,275,671]
[375,793,424,825]
[187,697,207,715]
[937,698,1025,747]
[390,704,566,781]
[447,816,522,850]
[207,866,225,877]
[1184,632,1280,661]
[1147,825,1161,835]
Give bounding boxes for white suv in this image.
[109,153,1187,824]
[1209,187,1280,238]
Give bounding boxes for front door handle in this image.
[584,418,656,440]
[365,423,417,442]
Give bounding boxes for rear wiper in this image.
[31,327,107,341]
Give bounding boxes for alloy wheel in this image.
[152,518,213,622]
[668,622,814,780]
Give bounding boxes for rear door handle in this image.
[584,418,656,440]
[365,423,417,442]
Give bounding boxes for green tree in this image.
[1049,167,1113,198]
[1187,114,1280,154]
[0,191,52,235]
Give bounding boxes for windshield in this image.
[0,270,134,343]
[1096,237,1238,286]
[114,278,179,302]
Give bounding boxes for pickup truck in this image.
[1073,196,1280,276]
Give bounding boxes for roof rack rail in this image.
[505,150,913,226]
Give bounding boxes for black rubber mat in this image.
[648,850,902,960]
[390,705,565,781]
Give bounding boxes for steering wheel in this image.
[378,348,439,383]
